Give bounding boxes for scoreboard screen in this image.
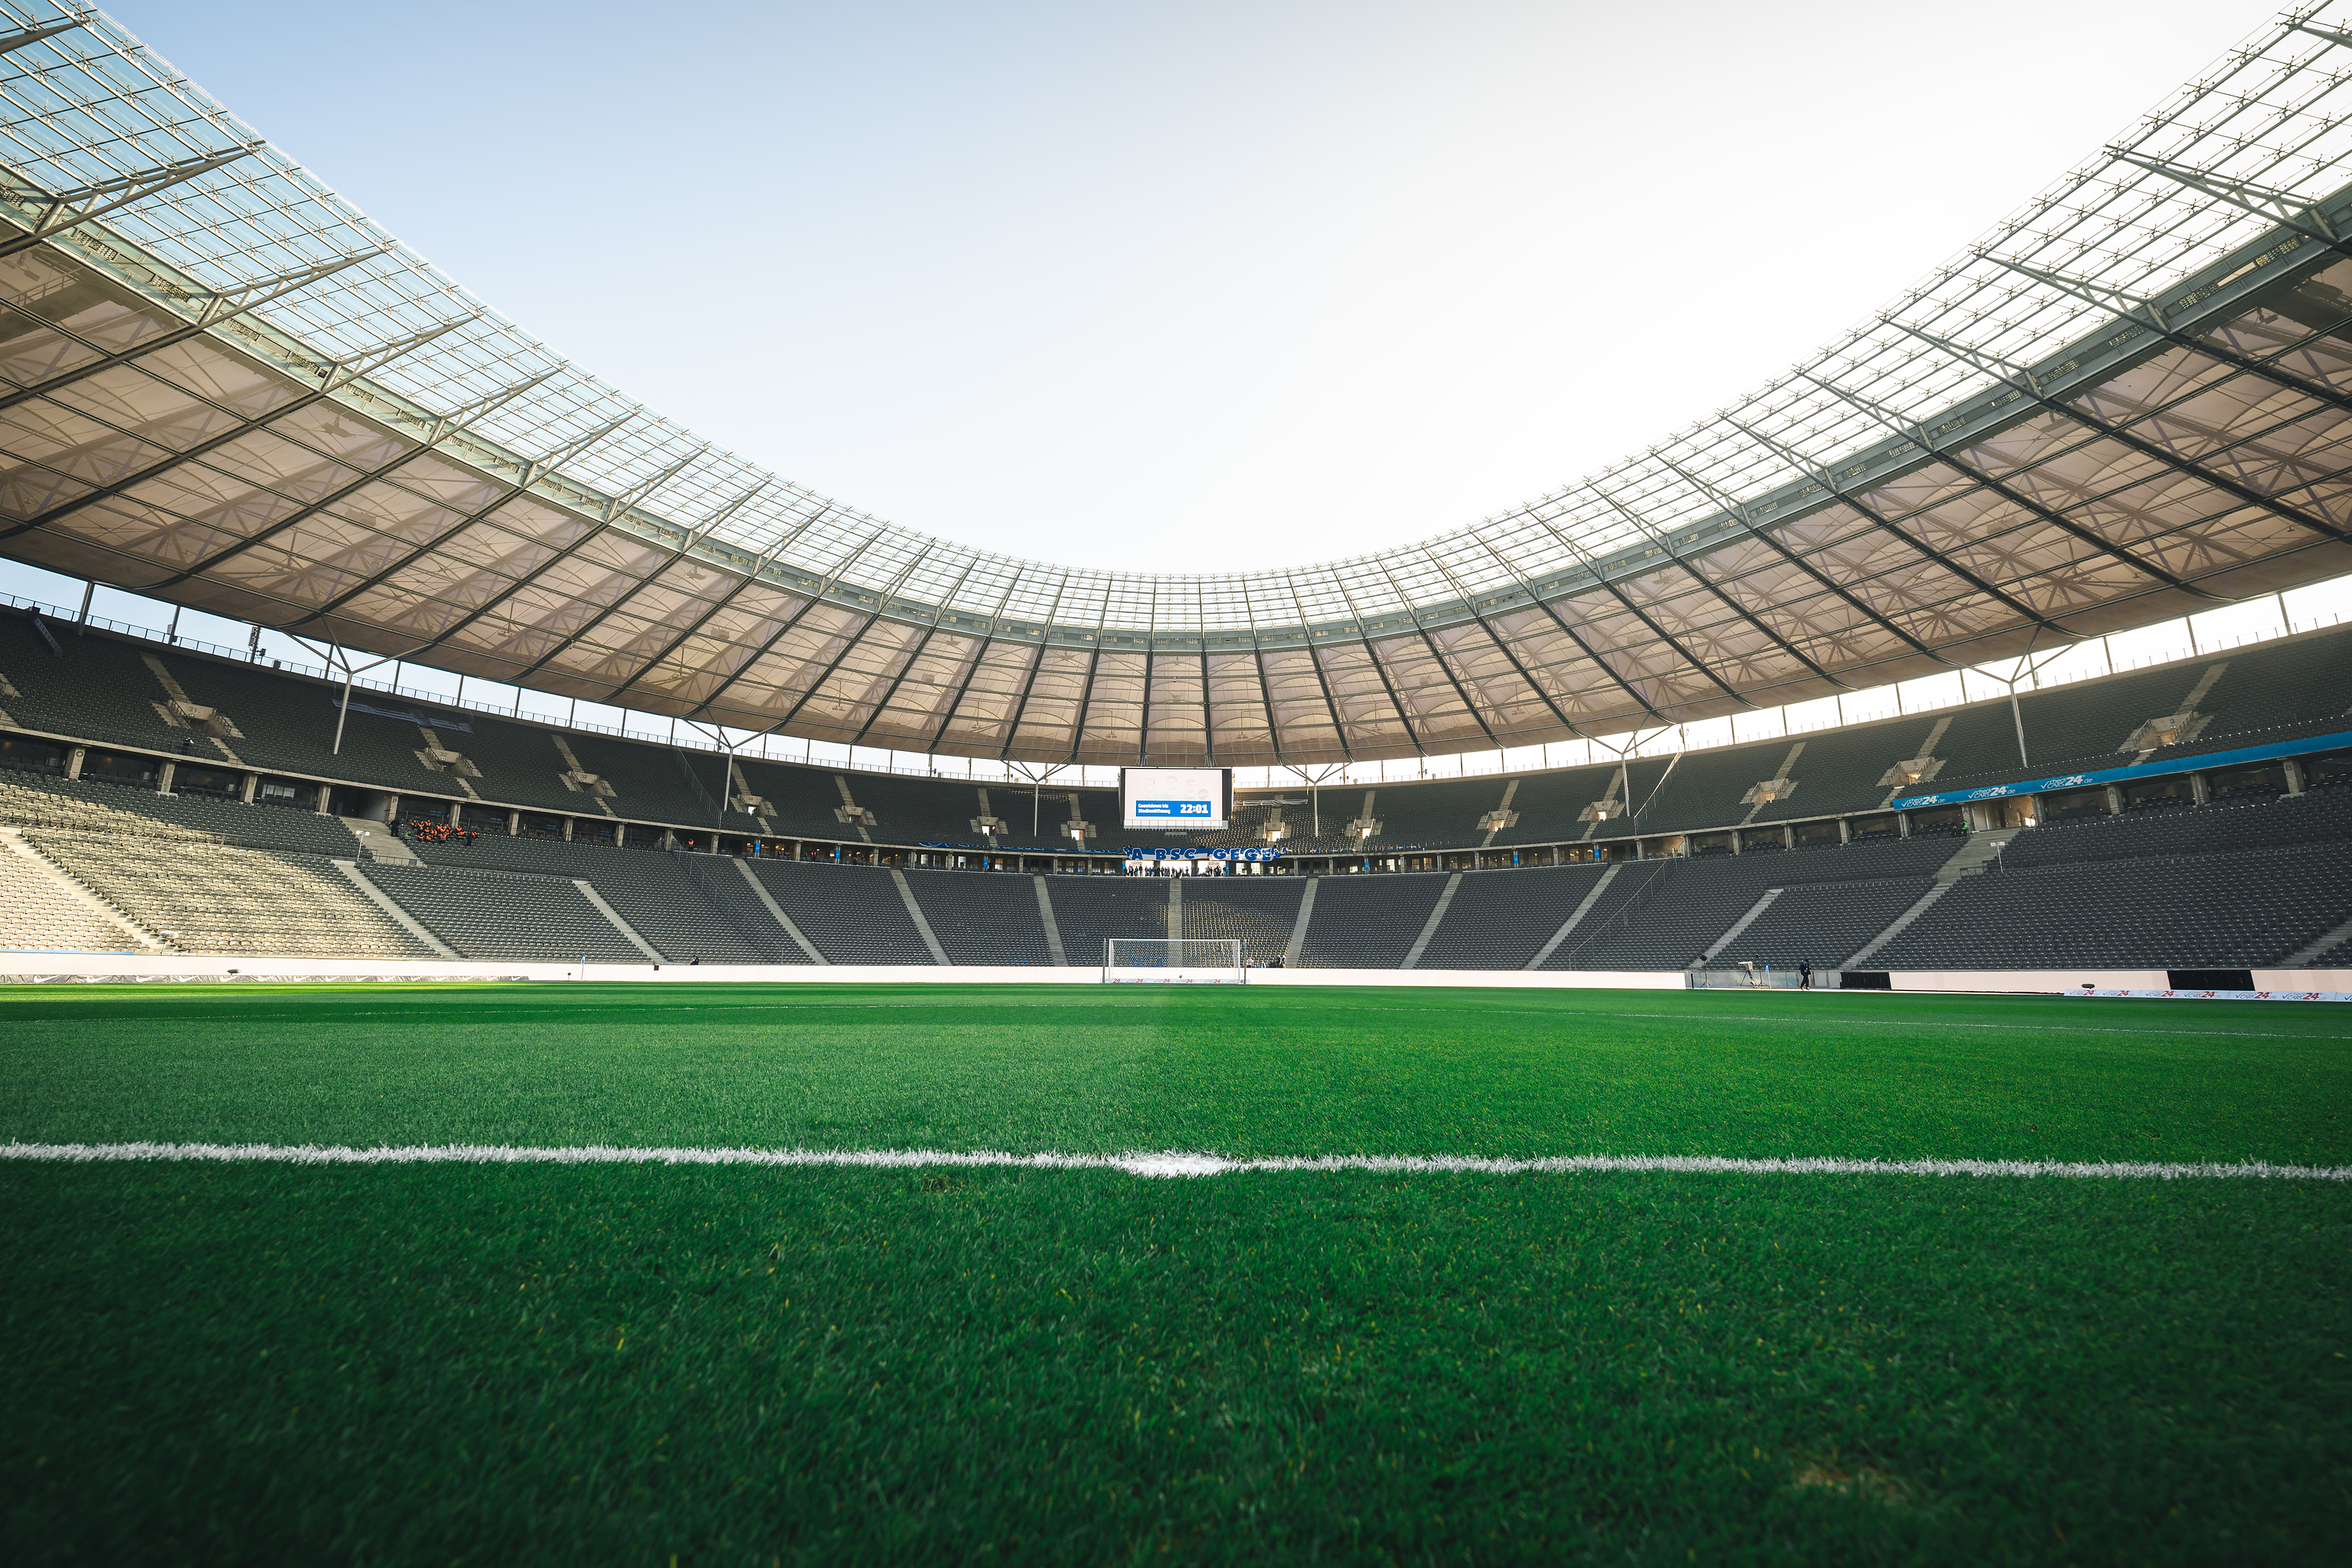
[1121,768,1229,830]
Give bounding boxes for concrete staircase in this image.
[1842,827,2027,967]
[340,817,417,865]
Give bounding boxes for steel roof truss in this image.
[1721,411,2074,630]
[0,147,258,261]
[1647,450,1948,664]
[1886,319,2352,548]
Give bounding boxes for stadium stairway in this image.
[1292,874,1449,969]
[746,860,942,965]
[1172,877,1304,965]
[899,870,1056,966]
[1409,864,1613,970]
[355,863,652,965]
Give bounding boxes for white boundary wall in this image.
[0,954,1684,987]
[1889,969,2352,994]
[0,953,2347,993]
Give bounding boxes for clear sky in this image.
[89,0,2263,574]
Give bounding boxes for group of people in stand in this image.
[397,819,477,846]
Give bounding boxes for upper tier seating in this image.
[10,603,2352,862]
[0,769,361,855]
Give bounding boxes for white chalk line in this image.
[2,1141,2344,1181]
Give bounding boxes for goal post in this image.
[1102,938,1248,984]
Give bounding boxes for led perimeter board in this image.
[1122,768,1230,830]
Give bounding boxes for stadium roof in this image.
[5,5,2352,767]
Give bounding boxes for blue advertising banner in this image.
[1890,728,2352,809]
[1123,845,1283,861]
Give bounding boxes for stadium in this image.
[2,2,2348,1561]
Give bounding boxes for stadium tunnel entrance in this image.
[328,787,398,822]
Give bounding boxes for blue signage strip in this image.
[1123,846,1282,861]
[1890,729,2352,809]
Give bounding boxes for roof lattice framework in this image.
[3,2,2352,762]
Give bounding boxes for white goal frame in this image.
[1102,938,1248,984]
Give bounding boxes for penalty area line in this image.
[2,1142,2347,1181]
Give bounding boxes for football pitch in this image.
[3,982,2347,1563]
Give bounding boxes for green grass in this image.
[4,983,2349,1563]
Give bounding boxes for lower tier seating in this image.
[1045,877,1174,967]
[1871,841,2352,970]
[31,831,434,958]
[673,855,818,964]
[1719,877,1936,972]
[901,871,1055,966]
[0,835,150,953]
[1177,878,1305,964]
[0,771,2340,974]
[1293,874,1449,969]
[748,861,939,965]
[1413,864,1614,971]
[358,863,646,964]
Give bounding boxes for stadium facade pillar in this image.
[506,808,521,836]
[241,771,259,804]
[154,760,173,795]
[2284,759,2307,796]
[64,746,82,780]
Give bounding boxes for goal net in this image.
[1102,938,1247,984]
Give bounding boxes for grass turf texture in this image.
[4,983,2348,1563]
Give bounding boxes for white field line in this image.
[2,1141,2346,1181]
